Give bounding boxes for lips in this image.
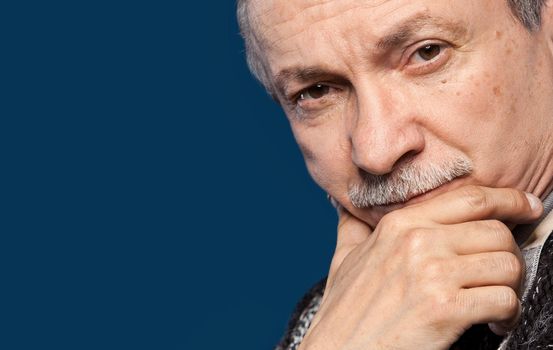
[374,181,452,213]
[396,178,465,207]
[403,182,448,203]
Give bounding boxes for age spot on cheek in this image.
[468,74,481,88]
[493,86,502,97]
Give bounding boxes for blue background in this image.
[2,1,337,349]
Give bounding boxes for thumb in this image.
[336,204,372,249]
[324,197,372,298]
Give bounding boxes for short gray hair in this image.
[237,0,547,95]
[237,0,275,96]
[509,0,548,30]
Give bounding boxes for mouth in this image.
[403,182,450,204]
[373,178,464,212]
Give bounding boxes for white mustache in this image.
[348,157,473,207]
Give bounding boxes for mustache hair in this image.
[348,157,473,208]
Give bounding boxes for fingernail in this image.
[525,192,542,212]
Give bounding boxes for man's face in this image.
[251,0,553,228]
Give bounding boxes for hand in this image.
[298,186,543,350]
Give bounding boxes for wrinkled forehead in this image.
[249,0,391,48]
[250,0,369,28]
[247,0,506,72]
[249,1,481,57]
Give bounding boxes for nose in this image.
[350,85,425,175]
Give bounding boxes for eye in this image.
[413,44,442,62]
[299,84,330,101]
[287,82,344,119]
[402,42,451,74]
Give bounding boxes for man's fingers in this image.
[488,309,522,336]
[324,205,372,298]
[455,286,521,333]
[445,220,526,296]
[450,252,524,293]
[410,186,543,225]
[444,220,522,257]
[336,205,372,249]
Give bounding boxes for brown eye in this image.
[300,84,330,100]
[416,44,441,61]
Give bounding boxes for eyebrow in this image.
[376,14,467,51]
[273,13,468,98]
[274,67,339,99]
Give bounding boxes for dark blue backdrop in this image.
[2,1,337,348]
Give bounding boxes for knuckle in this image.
[506,189,527,211]
[496,288,519,315]
[501,252,522,276]
[485,219,508,234]
[422,259,445,281]
[403,228,428,254]
[428,289,456,318]
[461,186,488,211]
[423,291,459,333]
[485,220,513,247]
[379,211,404,233]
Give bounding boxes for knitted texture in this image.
[503,232,553,349]
[274,279,326,350]
[275,233,553,350]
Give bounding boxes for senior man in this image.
[238,0,553,349]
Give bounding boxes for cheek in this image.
[291,121,353,194]
[418,39,541,186]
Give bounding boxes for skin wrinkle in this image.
[247,1,423,96]
[530,124,553,197]
[256,0,402,55]
[508,34,550,197]
[254,1,358,50]
[375,15,468,51]
[249,0,553,227]
[275,68,343,100]
[273,14,470,99]
[239,0,547,96]
[237,3,553,348]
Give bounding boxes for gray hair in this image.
[237,0,275,96]
[237,0,547,95]
[348,157,473,207]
